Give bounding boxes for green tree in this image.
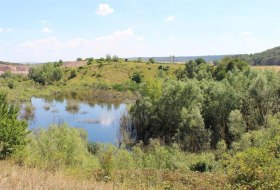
[0,94,28,159]
[195,58,207,65]
[130,71,144,83]
[148,58,155,63]
[176,107,211,152]
[228,110,246,142]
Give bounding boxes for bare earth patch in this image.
[63,61,87,68]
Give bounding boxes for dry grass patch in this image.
[0,161,116,190]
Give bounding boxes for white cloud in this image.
[42,27,52,33]
[240,31,252,36]
[96,4,114,16]
[166,16,176,22]
[40,19,50,24]
[0,28,13,33]
[169,35,175,40]
[136,36,145,41]
[10,28,146,62]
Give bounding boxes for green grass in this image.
[0,61,182,103]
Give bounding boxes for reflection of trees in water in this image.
[113,103,120,110]
[53,89,131,106]
[65,100,80,114]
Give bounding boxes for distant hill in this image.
[128,46,280,65]
[128,55,228,63]
[235,46,280,66]
[0,61,29,75]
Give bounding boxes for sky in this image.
[0,0,280,62]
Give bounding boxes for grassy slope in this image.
[0,61,182,103]
[65,61,181,85]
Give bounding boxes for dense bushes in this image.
[28,63,64,85]
[0,94,28,159]
[14,124,98,171]
[123,58,280,152]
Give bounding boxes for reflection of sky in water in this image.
[28,98,127,145]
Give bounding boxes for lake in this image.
[22,97,127,144]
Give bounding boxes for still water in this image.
[24,97,127,144]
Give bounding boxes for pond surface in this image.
[25,97,127,144]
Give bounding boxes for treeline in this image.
[235,46,280,65]
[124,57,278,149]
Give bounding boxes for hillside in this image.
[0,61,29,75]
[235,46,280,65]
[127,46,280,65]
[128,55,227,63]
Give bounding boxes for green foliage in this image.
[105,54,112,62]
[14,124,96,170]
[130,71,144,83]
[112,55,119,62]
[228,147,280,189]
[7,80,15,89]
[149,58,155,63]
[228,110,246,142]
[176,107,210,152]
[69,69,77,79]
[125,80,210,151]
[195,58,207,65]
[236,46,280,65]
[28,63,64,85]
[0,94,28,159]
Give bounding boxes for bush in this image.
[14,124,96,170]
[7,80,15,89]
[130,71,143,83]
[149,58,155,63]
[69,69,77,79]
[190,161,211,172]
[0,94,28,159]
[28,63,64,85]
[228,147,280,189]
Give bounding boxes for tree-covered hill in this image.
[235,46,280,65]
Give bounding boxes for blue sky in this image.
[1,0,280,62]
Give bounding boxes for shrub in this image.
[228,147,280,189]
[69,69,77,79]
[7,80,15,89]
[0,94,28,159]
[98,146,115,177]
[190,161,210,172]
[14,124,95,170]
[112,55,119,62]
[149,58,155,63]
[130,71,144,83]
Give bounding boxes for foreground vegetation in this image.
[1,57,280,189]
